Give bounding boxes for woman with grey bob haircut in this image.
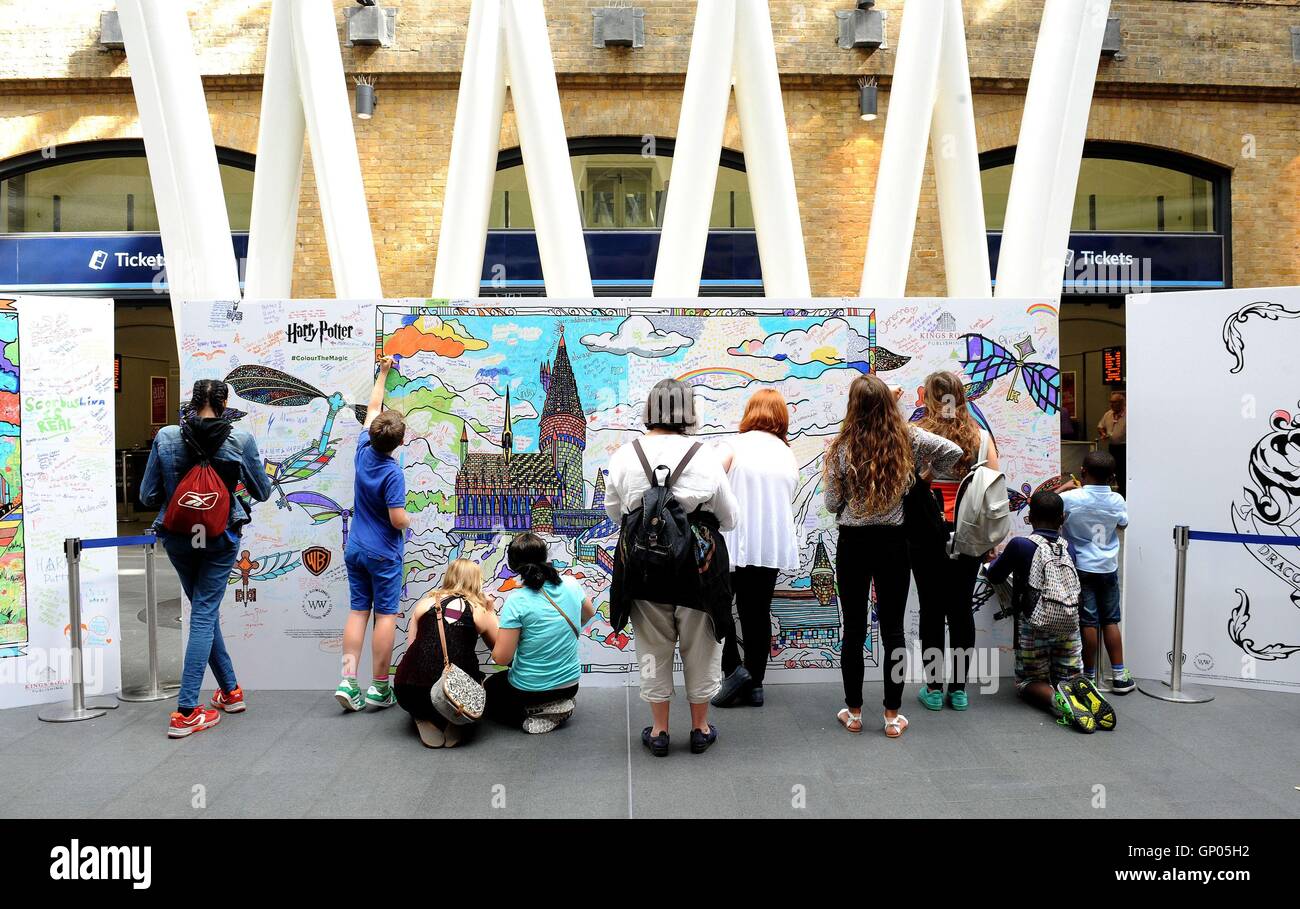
[604,379,738,757]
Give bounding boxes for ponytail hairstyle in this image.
[507,531,562,591]
[190,379,230,418]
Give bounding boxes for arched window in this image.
[0,139,254,233]
[490,136,753,230]
[980,142,1227,234]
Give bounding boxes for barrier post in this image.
[118,536,179,702]
[38,539,120,722]
[1139,525,1214,704]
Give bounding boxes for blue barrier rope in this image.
[80,534,156,550]
[1188,530,1300,547]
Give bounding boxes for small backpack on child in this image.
[948,432,1013,558]
[1027,536,1082,635]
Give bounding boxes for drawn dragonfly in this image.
[283,491,353,547]
[228,549,301,603]
[959,334,1061,416]
[226,365,368,508]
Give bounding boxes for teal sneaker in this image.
[947,690,969,711]
[365,683,396,709]
[334,679,363,712]
[917,687,944,711]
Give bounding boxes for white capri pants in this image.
[630,599,722,704]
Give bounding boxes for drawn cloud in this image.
[491,322,544,345]
[581,315,693,359]
[384,317,488,359]
[727,317,909,372]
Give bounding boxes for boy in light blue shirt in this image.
[1060,450,1133,693]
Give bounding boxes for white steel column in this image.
[994,0,1086,299]
[652,0,737,299]
[244,0,305,300]
[290,0,383,298]
[502,0,592,298]
[859,0,945,297]
[117,0,241,328]
[929,0,990,298]
[1038,0,1111,297]
[733,0,810,297]
[432,0,508,299]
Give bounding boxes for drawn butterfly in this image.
[960,334,1061,415]
[1007,476,1067,523]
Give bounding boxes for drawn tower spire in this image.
[591,468,606,511]
[811,535,835,607]
[539,324,587,509]
[501,386,513,467]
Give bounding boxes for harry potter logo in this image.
[302,546,331,577]
[286,321,355,344]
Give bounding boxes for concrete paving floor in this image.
[5,521,1293,820]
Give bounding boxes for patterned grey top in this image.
[824,426,964,527]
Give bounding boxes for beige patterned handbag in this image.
[428,598,486,725]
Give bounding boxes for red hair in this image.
[739,388,789,444]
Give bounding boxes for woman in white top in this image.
[711,389,799,709]
[605,379,738,757]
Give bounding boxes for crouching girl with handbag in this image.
[394,559,499,748]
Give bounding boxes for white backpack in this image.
[1027,536,1082,634]
[948,432,1012,558]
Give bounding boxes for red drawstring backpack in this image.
[162,423,230,539]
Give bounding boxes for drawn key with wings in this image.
[229,549,301,603]
[959,334,1061,416]
[226,365,367,508]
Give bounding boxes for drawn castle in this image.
[453,327,607,540]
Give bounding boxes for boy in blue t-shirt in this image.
[1060,451,1133,694]
[335,355,411,712]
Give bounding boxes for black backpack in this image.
[619,439,703,603]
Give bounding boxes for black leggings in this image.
[911,530,980,693]
[484,672,579,728]
[835,524,911,711]
[721,565,779,685]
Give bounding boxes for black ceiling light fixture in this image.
[859,76,878,122]
[355,75,377,120]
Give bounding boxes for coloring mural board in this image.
[183,298,1060,689]
[1128,287,1300,691]
[0,296,118,709]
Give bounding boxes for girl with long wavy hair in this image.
[394,559,500,748]
[913,371,1000,714]
[824,374,962,738]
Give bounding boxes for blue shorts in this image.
[344,544,403,616]
[1077,570,1121,627]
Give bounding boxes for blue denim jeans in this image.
[162,532,240,709]
[1077,569,1122,628]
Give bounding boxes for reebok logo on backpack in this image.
[619,439,703,603]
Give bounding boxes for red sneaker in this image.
[168,706,221,738]
[211,686,246,713]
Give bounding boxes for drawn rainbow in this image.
[675,366,758,386]
[1026,303,1059,318]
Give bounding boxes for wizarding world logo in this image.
[49,840,151,889]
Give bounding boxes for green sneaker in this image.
[917,687,944,711]
[1052,682,1097,734]
[1070,674,1117,731]
[365,683,395,709]
[334,679,363,712]
[947,690,969,711]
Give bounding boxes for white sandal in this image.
[836,708,863,734]
[883,713,909,738]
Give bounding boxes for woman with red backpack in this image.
[140,379,273,739]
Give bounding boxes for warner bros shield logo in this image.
[302,546,332,577]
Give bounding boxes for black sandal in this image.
[641,726,670,757]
